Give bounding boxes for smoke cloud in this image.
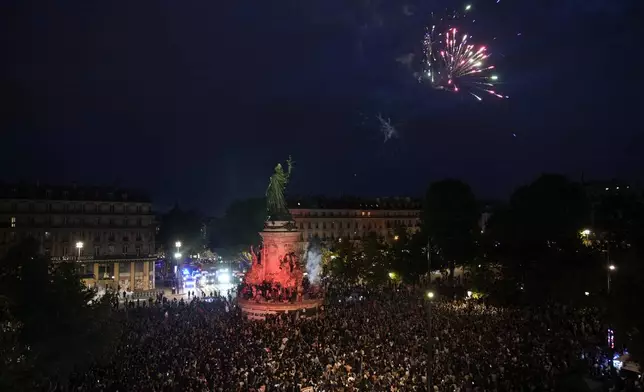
[305,238,322,285]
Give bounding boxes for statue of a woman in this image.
[266,157,293,220]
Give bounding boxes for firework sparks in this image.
[376,114,398,143]
[421,4,507,100]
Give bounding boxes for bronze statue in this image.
[266,156,294,220]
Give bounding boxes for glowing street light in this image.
[607,264,616,294]
[388,272,397,280]
[394,235,400,241]
[175,241,182,249]
[580,229,591,236]
[75,241,84,257]
[426,291,435,299]
[174,252,182,259]
[584,291,590,296]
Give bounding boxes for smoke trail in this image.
[305,238,322,284]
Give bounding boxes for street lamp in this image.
[75,241,84,257]
[173,241,183,293]
[426,290,435,391]
[581,229,591,236]
[394,235,400,241]
[607,264,616,294]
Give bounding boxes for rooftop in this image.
[0,183,151,203]
[288,196,421,210]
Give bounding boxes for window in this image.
[10,217,16,228]
[44,231,51,239]
[119,263,129,273]
[63,247,68,256]
[136,245,141,256]
[108,245,115,255]
[109,205,115,213]
[94,246,100,256]
[98,265,111,279]
[123,244,128,254]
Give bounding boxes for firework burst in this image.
[421,6,508,100]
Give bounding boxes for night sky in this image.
[2,0,642,215]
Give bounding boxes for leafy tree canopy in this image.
[0,240,121,391]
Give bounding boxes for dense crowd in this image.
[61,287,639,392]
[239,280,324,302]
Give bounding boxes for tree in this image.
[591,189,644,361]
[0,295,30,391]
[157,204,205,256]
[423,179,479,285]
[391,227,427,281]
[328,239,363,283]
[486,174,592,302]
[210,198,266,258]
[0,240,121,390]
[361,232,390,284]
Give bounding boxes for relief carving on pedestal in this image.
[120,279,130,291]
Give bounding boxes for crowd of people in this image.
[238,279,324,303]
[60,286,639,392]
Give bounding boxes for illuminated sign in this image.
[51,256,95,262]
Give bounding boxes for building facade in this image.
[0,184,157,292]
[288,197,421,243]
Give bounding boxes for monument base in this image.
[238,298,323,320]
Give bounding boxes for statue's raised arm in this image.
[286,156,294,178]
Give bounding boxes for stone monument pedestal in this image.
[238,298,323,320]
[239,220,323,320]
[244,220,303,288]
